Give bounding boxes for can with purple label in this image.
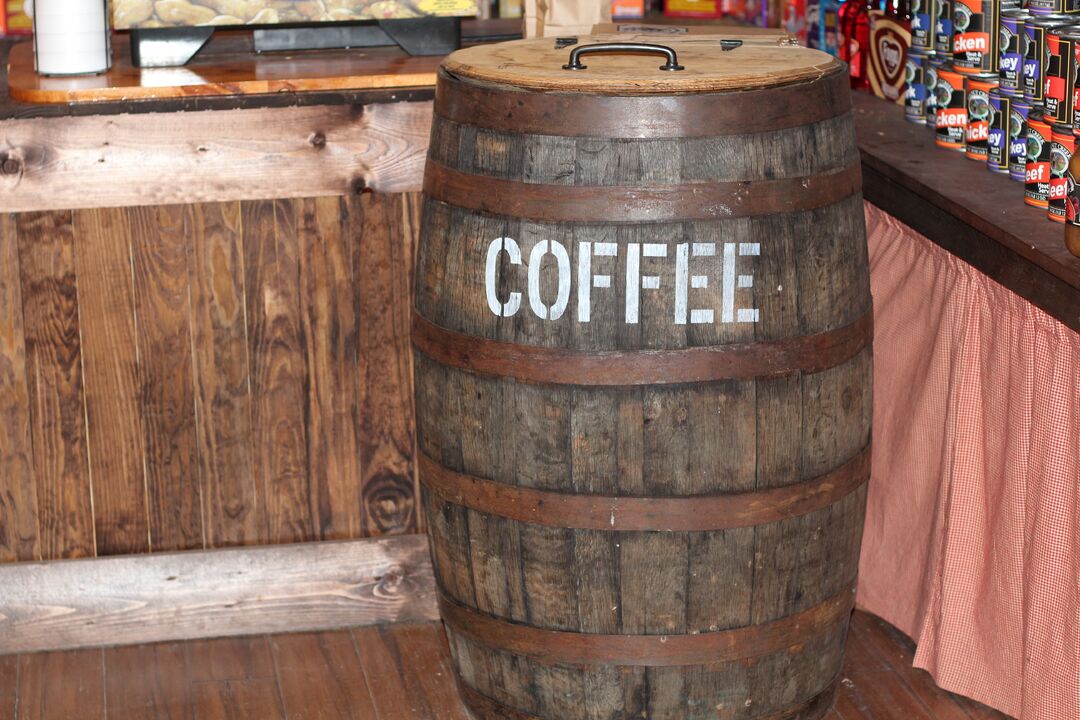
[1009,98,1032,179]
[1024,15,1076,104]
[999,9,1029,94]
[988,88,1013,171]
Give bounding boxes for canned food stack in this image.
[901,0,1080,245]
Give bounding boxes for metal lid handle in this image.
[562,42,685,72]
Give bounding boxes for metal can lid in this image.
[1052,123,1074,134]
[1002,8,1032,18]
[1029,14,1080,26]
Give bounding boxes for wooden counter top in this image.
[854,92,1080,332]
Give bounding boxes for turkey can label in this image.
[1043,27,1080,124]
[999,10,1028,94]
[913,0,938,50]
[1048,126,1075,219]
[1070,31,1080,128]
[1026,111,1053,206]
[952,0,1000,73]
[965,74,998,157]
[936,65,969,148]
[1009,98,1032,179]
[935,0,954,54]
[906,51,930,122]
[987,89,1013,170]
[1024,17,1075,102]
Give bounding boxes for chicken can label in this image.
[1009,99,1032,179]
[1026,114,1053,206]
[987,89,1013,170]
[936,69,969,148]
[965,76,998,157]
[936,0,954,53]
[999,12,1026,94]
[906,53,929,122]
[952,0,1000,73]
[1048,129,1075,220]
[913,0,938,50]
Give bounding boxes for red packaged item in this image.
[1,0,31,36]
[840,0,873,88]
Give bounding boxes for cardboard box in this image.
[114,0,478,30]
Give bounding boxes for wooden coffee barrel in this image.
[414,34,871,720]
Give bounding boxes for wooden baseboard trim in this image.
[0,534,438,655]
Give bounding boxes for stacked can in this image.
[936,64,970,149]
[1028,0,1080,15]
[926,54,948,129]
[987,89,1013,171]
[1048,126,1076,219]
[1009,98,1033,179]
[1044,25,1080,123]
[1024,16,1076,107]
[935,0,954,55]
[952,0,1002,74]
[999,9,1030,95]
[906,51,933,123]
[965,74,1000,158]
[1026,111,1054,206]
[1067,150,1080,255]
[913,0,938,52]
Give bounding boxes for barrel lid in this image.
[441,33,842,95]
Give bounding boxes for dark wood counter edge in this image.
[854,93,1080,332]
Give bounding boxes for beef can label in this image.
[913,0,937,50]
[1048,131,1075,220]
[953,0,1000,73]
[936,71,969,148]
[999,14,1025,93]
[936,0,954,53]
[987,91,1012,170]
[906,54,929,122]
[1042,31,1076,123]
[1026,117,1053,206]
[965,82,995,156]
[1009,100,1032,179]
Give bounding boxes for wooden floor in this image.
[0,611,1011,720]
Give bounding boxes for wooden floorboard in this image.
[0,612,1013,720]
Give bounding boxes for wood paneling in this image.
[16,211,94,560]
[356,193,420,536]
[0,194,421,561]
[0,102,430,213]
[72,208,149,556]
[0,535,437,654]
[245,199,312,545]
[189,202,263,548]
[0,214,38,563]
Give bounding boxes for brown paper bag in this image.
[525,0,611,37]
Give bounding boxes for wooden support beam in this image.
[0,534,438,654]
[0,100,431,213]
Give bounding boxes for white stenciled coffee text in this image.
[484,238,760,324]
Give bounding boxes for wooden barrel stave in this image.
[416,55,870,720]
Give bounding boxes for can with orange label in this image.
[1048,126,1075,220]
[936,64,969,149]
[965,74,999,158]
[952,0,1001,73]
[1026,111,1054,207]
[1043,26,1080,124]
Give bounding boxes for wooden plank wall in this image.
[0,193,422,562]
